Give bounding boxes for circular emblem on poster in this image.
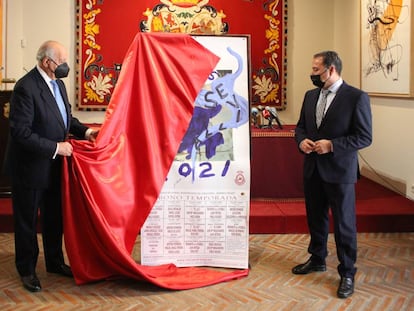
[235,171,246,186]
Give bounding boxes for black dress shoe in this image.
[47,263,73,277]
[337,277,354,298]
[292,259,326,275]
[21,274,42,292]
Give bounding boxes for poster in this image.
[141,35,251,269]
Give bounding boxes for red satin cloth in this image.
[62,33,249,289]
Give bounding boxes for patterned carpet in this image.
[0,232,413,310]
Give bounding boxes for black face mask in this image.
[310,74,325,88]
[310,68,329,88]
[54,62,70,79]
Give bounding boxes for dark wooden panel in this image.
[0,91,12,197]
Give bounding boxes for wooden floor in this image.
[0,232,413,310]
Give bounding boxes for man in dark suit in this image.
[293,51,372,298]
[7,40,98,292]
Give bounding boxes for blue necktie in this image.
[51,80,68,128]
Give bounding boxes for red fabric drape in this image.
[62,32,249,289]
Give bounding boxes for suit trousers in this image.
[303,169,357,278]
[12,185,65,276]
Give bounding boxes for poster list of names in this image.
[141,191,249,269]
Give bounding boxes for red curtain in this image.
[62,32,249,289]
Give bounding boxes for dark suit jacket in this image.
[7,67,88,189]
[295,82,372,184]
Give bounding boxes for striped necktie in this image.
[51,80,68,128]
[316,89,330,128]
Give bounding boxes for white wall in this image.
[284,0,335,123]
[2,0,23,84]
[332,0,414,199]
[3,0,105,124]
[283,0,414,200]
[3,0,414,199]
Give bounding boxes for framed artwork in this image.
[360,0,414,97]
[76,0,287,110]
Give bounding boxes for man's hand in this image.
[314,139,333,154]
[299,138,316,154]
[57,141,73,157]
[87,130,99,142]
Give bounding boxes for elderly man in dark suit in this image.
[8,40,98,292]
[293,51,372,298]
